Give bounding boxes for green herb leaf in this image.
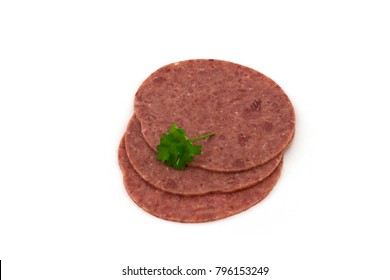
[156,124,215,170]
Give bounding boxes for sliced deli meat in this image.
[118,138,282,223]
[124,115,282,195]
[119,58,295,222]
[134,59,295,172]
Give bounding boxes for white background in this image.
[1,1,389,279]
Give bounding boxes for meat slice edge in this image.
[124,115,282,195]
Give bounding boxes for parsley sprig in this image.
[156,124,215,170]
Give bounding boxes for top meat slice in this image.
[134,59,295,172]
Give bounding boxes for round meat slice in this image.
[124,115,282,195]
[118,137,282,223]
[134,59,295,172]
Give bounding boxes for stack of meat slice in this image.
[118,59,295,223]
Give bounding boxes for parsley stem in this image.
[189,133,215,142]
